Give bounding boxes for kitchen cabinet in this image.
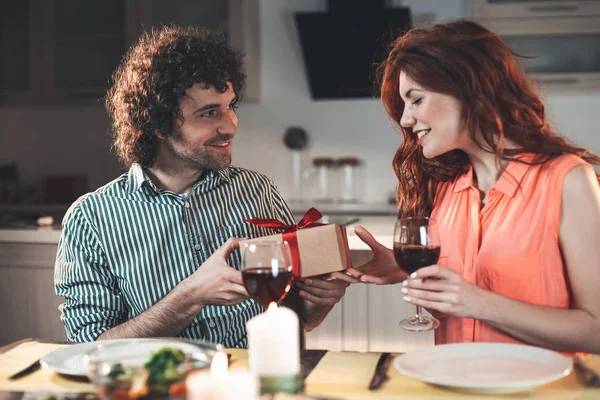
[0,0,259,106]
[470,0,600,91]
[0,242,66,347]
[0,0,128,105]
[478,16,600,90]
[471,0,600,19]
[0,2,31,97]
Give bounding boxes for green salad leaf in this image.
[143,347,186,384]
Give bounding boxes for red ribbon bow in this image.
[244,208,324,277]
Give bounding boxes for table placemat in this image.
[0,342,255,393]
[0,341,94,393]
[304,351,600,399]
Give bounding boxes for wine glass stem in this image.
[415,305,426,324]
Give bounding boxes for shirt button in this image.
[489,189,496,198]
[208,321,216,328]
[185,201,191,209]
[194,244,201,251]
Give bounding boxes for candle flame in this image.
[210,345,228,377]
[268,302,278,312]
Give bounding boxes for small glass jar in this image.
[336,157,360,203]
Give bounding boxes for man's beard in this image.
[166,132,233,171]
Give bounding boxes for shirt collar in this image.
[215,168,232,183]
[126,164,155,194]
[453,166,473,194]
[452,153,534,198]
[125,164,232,194]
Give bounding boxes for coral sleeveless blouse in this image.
[430,153,587,346]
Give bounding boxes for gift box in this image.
[242,208,351,278]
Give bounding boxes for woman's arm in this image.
[405,164,600,354]
[482,163,600,352]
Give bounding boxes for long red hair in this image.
[378,19,600,218]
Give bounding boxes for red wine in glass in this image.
[241,241,294,310]
[394,245,441,275]
[394,217,441,332]
[242,266,292,309]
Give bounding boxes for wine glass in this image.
[241,240,294,310]
[394,217,441,331]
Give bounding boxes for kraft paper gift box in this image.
[242,208,351,278]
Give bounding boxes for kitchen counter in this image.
[345,216,394,249]
[0,203,66,244]
[289,201,396,216]
[0,217,396,247]
[0,228,62,244]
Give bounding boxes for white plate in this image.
[393,342,572,394]
[40,338,216,377]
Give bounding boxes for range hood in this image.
[294,0,411,100]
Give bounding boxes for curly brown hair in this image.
[106,25,246,168]
[378,19,600,218]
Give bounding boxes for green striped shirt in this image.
[55,164,294,347]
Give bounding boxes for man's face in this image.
[160,82,239,171]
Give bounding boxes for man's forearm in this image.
[97,279,202,340]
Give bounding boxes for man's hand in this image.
[296,275,351,306]
[296,273,351,331]
[185,237,249,307]
[354,226,406,285]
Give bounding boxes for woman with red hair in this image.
[355,19,600,354]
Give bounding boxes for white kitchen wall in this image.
[0,0,599,203]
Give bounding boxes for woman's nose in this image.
[400,109,416,128]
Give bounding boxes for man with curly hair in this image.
[54,25,357,346]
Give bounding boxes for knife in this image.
[8,359,41,380]
[573,356,600,387]
[368,352,392,390]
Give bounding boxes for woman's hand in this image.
[403,265,486,319]
[353,226,406,285]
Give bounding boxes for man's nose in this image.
[218,111,238,135]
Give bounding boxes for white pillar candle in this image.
[246,303,300,376]
[186,346,258,400]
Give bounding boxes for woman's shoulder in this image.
[540,153,589,175]
[536,153,595,201]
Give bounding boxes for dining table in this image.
[1,338,599,400]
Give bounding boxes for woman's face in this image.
[398,72,470,159]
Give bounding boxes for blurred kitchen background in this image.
[1,0,600,222]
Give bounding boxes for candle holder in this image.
[246,304,301,396]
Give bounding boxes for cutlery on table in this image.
[573,356,600,387]
[8,359,41,380]
[368,352,392,390]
